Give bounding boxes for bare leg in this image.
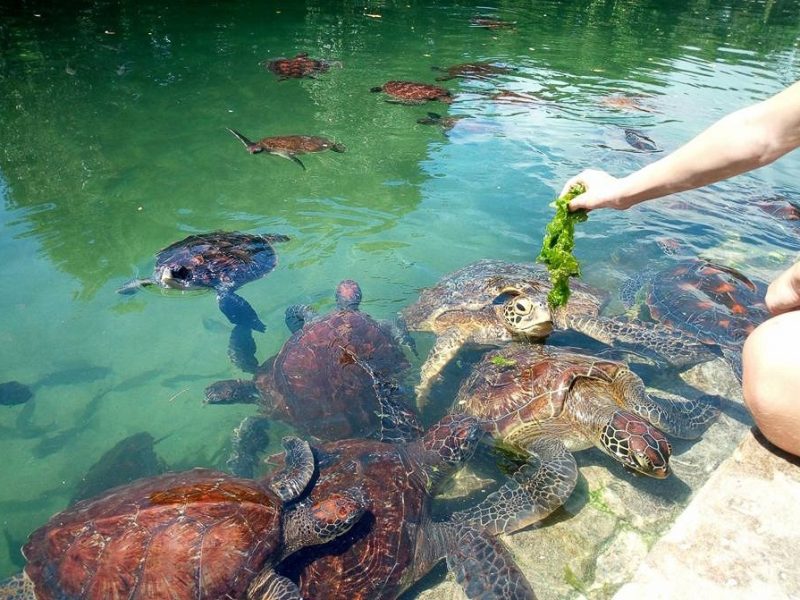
[742,312,800,456]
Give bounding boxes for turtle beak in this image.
[160,268,175,286]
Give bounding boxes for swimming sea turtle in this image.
[278,414,536,599]
[205,279,422,476]
[117,231,289,333]
[469,16,517,29]
[448,343,719,533]
[401,259,720,404]
[416,111,463,130]
[623,128,659,152]
[265,52,331,79]
[432,62,515,81]
[599,94,656,113]
[0,437,364,600]
[227,128,346,170]
[620,257,770,381]
[370,81,453,104]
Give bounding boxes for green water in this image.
[1,0,799,591]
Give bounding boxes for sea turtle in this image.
[117,231,288,335]
[620,257,770,381]
[623,128,660,152]
[370,81,453,104]
[265,52,331,79]
[227,128,346,170]
[277,414,536,599]
[416,111,463,130]
[432,62,515,81]
[205,279,422,476]
[447,343,720,533]
[401,259,721,404]
[469,16,517,29]
[0,437,364,600]
[599,94,656,113]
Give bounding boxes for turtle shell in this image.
[267,53,330,78]
[402,259,603,334]
[644,258,769,347]
[256,135,343,155]
[455,344,629,449]
[435,62,514,80]
[152,231,288,292]
[256,309,411,440]
[23,469,283,600]
[377,81,453,103]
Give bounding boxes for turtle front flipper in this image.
[416,328,469,409]
[271,151,306,170]
[204,379,260,404]
[227,415,271,477]
[0,573,34,600]
[381,313,419,357]
[116,277,155,295]
[268,436,315,501]
[452,436,578,535]
[284,304,317,333]
[721,346,743,383]
[218,290,266,332]
[246,570,302,600]
[438,522,536,599]
[228,325,259,373]
[565,314,719,369]
[636,391,721,439]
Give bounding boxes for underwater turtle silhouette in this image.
[265,52,331,79]
[227,128,345,170]
[432,62,515,81]
[0,437,364,600]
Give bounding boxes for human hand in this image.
[560,169,629,212]
[765,261,800,315]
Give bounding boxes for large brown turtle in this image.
[0,437,364,600]
[277,414,536,599]
[447,343,720,534]
[370,80,453,104]
[205,279,422,476]
[227,128,345,170]
[117,231,289,333]
[620,257,770,381]
[432,62,515,81]
[265,52,331,79]
[401,259,721,405]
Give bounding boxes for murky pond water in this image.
[1,0,798,596]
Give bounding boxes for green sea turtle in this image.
[623,128,660,152]
[469,16,517,29]
[227,128,346,170]
[416,111,463,130]
[370,81,453,104]
[277,414,536,599]
[205,280,421,477]
[448,343,719,533]
[401,259,721,405]
[0,437,364,600]
[620,257,770,381]
[265,52,331,79]
[432,62,515,81]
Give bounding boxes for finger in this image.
[560,176,582,197]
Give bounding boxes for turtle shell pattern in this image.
[267,53,330,78]
[257,135,341,155]
[378,81,453,103]
[153,231,285,292]
[22,469,282,600]
[456,344,637,450]
[255,309,411,440]
[644,258,769,347]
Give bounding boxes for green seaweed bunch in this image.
[489,354,517,368]
[537,184,588,308]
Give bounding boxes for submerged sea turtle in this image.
[402,259,720,404]
[117,231,289,333]
[0,437,364,600]
[370,81,453,104]
[469,16,517,29]
[265,52,331,79]
[416,111,463,130]
[599,94,656,113]
[448,343,719,532]
[278,414,535,599]
[432,62,515,81]
[623,128,659,152]
[227,128,346,170]
[620,257,770,381]
[205,280,421,476]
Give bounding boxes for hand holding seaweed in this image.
[537,184,588,308]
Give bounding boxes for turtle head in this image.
[495,287,553,339]
[157,264,194,289]
[600,410,672,479]
[421,414,483,485]
[307,487,366,544]
[335,279,363,310]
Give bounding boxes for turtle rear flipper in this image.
[218,291,266,332]
[116,278,155,295]
[442,523,536,599]
[284,304,317,333]
[452,436,578,535]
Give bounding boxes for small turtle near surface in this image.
[432,61,516,81]
[469,16,517,29]
[448,343,720,533]
[623,128,660,152]
[264,52,331,79]
[227,128,346,170]
[205,279,422,477]
[370,80,453,104]
[0,436,364,600]
[401,259,722,405]
[620,257,771,381]
[416,111,463,130]
[277,414,536,599]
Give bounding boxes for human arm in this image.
[766,261,800,315]
[563,80,800,211]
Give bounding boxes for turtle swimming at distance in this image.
[227,128,346,170]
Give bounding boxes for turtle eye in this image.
[171,266,192,280]
[514,298,532,314]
